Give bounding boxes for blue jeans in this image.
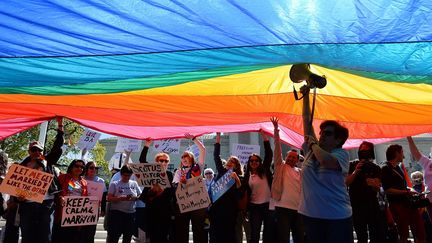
[302,215,353,243]
[19,200,55,243]
[275,207,304,243]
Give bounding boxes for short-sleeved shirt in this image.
[418,155,432,202]
[348,160,381,204]
[298,148,352,219]
[381,162,409,204]
[111,171,145,208]
[108,180,141,213]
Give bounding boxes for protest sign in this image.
[77,128,101,150]
[153,139,180,154]
[210,169,235,202]
[61,196,99,227]
[186,143,200,160]
[176,176,210,213]
[86,180,105,202]
[129,163,171,188]
[0,164,54,203]
[115,137,142,152]
[232,143,260,164]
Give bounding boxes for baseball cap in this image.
[29,141,44,151]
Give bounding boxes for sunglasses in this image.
[249,159,260,163]
[74,165,84,169]
[205,173,213,175]
[158,159,169,163]
[30,147,43,153]
[320,130,334,137]
[88,166,96,170]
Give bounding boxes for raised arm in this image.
[261,130,273,171]
[45,117,64,165]
[301,86,316,139]
[139,139,152,163]
[271,117,283,170]
[185,133,206,167]
[213,132,224,174]
[407,136,422,162]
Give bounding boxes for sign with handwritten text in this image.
[61,196,99,227]
[0,164,54,203]
[153,139,180,154]
[77,128,101,150]
[115,138,142,152]
[129,163,171,188]
[232,143,260,164]
[176,176,210,213]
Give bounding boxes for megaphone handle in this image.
[293,86,304,100]
[310,87,317,127]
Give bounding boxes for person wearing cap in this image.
[19,117,64,243]
[203,168,215,189]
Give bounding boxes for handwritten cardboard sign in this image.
[77,128,101,150]
[153,139,180,154]
[61,196,99,227]
[0,164,54,203]
[86,180,105,202]
[176,176,210,213]
[115,138,142,153]
[129,163,171,188]
[232,143,260,164]
[210,169,235,203]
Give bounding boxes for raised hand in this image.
[270,117,279,129]
[216,132,221,143]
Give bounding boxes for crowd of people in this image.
[0,85,431,243]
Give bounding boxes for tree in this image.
[0,118,107,176]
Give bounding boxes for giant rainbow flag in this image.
[1,1,431,148]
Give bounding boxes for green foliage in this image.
[0,119,107,179]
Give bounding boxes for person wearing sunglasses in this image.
[82,161,107,243]
[298,85,352,243]
[138,138,175,243]
[52,159,89,243]
[18,117,64,243]
[241,130,273,243]
[172,133,207,243]
[209,132,242,243]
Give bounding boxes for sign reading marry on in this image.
[176,176,210,213]
[77,128,101,150]
[61,196,99,227]
[129,163,171,188]
[232,143,260,164]
[0,164,54,203]
[86,180,105,202]
[210,169,235,203]
[153,139,180,154]
[115,137,142,152]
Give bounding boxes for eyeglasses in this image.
[158,159,169,163]
[74,165,84,169]
[320,130,334,137]
[30,147,42,153]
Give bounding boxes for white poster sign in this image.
[129,163,171,188]
[61,196,99,227]
[77,128,101,150]
[115,138,142,152]
[175,177,210,213]
[86,180,105,202]
[232,143,260,164]
[153,139,181,154]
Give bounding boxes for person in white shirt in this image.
[271,117,304,243]
[109,152,133,175]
